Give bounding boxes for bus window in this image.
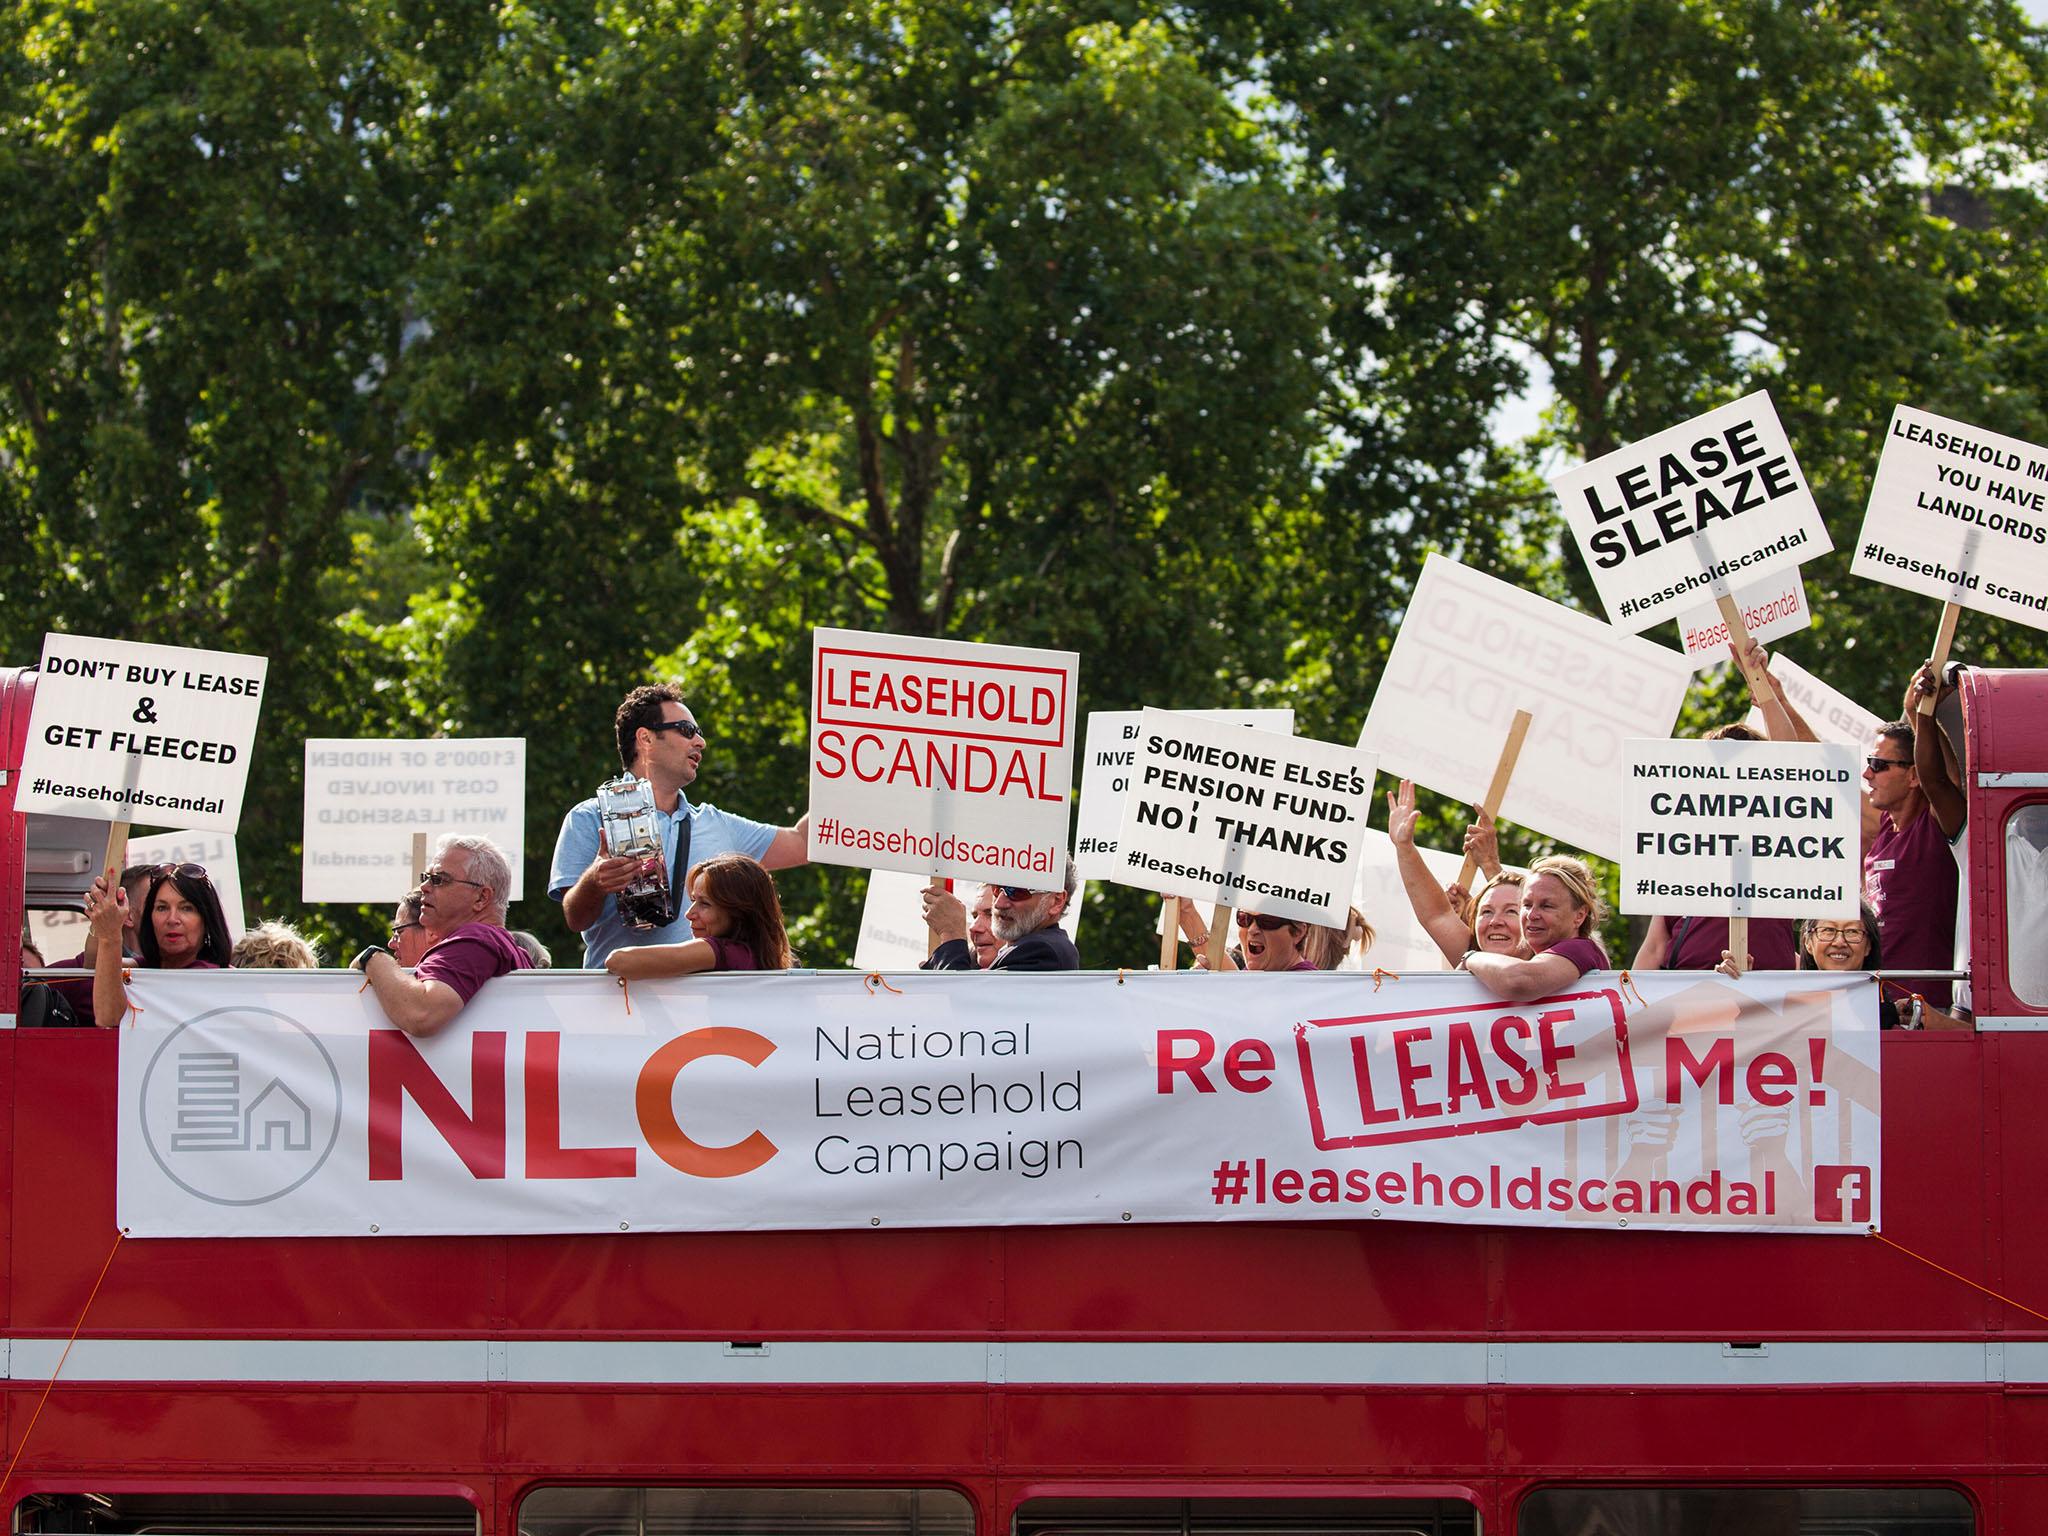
[518,1489,975,1536]
[13,1492,479,1536]
[1014,1496,1478,1536]
[2008,804,2048,1008]
[1515,1486,1972,1535]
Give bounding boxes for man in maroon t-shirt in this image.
[1861,710,1961,1011]
[352,836,532,1036]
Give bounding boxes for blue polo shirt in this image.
[548,794,777,967]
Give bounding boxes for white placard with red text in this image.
[1358,554,1693,860]
[1552,392,1832,632]
[1112,710,1375,925]
[1851,405,2048,630]
[302,738,527,902]
[1675,568,1811,668]
[809,629,1080,886]
[1075,709,1294,880]
[117,968,1880,1237]
[15,634,268,833]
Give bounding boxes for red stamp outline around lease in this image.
[1294,988,1637,1150]
[815,645,1071,747]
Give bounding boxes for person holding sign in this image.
[605,855,794,977]
[917,885,1001,970]
[1386,781,1529,966]
[1459,857,1610,1001]
[1861,703,1961,1013]
[352,837,532,1036]
[84,863,235,1027]
[552,685,810,967]
[923,863,1079,971]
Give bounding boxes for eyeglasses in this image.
[420,870,487,890]
[993,885,1042,901]
[649,718,704,740]
[1235,911,1294,931]
[389,922,424,944]
[1865,756,1912,775]
[1810,924,1867,945]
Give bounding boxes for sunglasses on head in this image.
[153,862,208,881]
[1865,755,1912,775]
[1235,911,1294,931]
[649,718,704,740]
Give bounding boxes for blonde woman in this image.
[1460,855,1608,1001]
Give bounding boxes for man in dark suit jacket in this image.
[922,860,1079,971]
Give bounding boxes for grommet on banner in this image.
[121,968,145,1024]
[1116,968,1128,985]
[863,972,903,996]
[615,976,633,1016]
[1618,969,1646,1011]
[1369,967,1400,991]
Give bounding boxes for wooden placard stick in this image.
[104,822,131,885]
[1917,601,1962,717]
[1159,896,1180,971]
[1205,903,1232,971]
[1455,709,1534,894]
[410,832,429,885]
[1716,592,1775,702]
[1725,915,1749,979]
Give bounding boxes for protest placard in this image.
[1622,738,1860,920]
[1743,654,1884,749]
[1074,708,1293,880]
[14,634,267,834]
[809,628,1080,886]
[1552,392,1832,634]
[1851,404,2048,631]
[1358,554,1693,860]
[853,867,1085,970]
[29,828,247,961]
[1113,709,1376,925]
[302,739,527,902]
[1675,567,1811,669]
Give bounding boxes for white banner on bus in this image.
[15,634,267,833]
[1744,653,1885,749]
[1358,554,1693,860]
[1074,709,1293,881]
[1621,739,1861,920]
[1552,392,1832,633]
[1851,405,2048,630]
[1675,568,1811,668]
[1112,710,1376,925]
[808,628,1080,886]
[116,969,1880,1239]
[852,867,1083,971]
[302,738,527,902]
[30,829,247,960]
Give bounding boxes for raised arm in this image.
[1737,639,1815,743]
[1907,663,1966,838]
[85,876,128,1029]
[1388,781,1473,966]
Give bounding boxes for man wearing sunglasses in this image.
[1858,665,1965,1013]
[550,683,811,967]
[922,860,1079,971]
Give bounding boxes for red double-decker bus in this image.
[1,666,2045,1536]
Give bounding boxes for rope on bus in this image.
[1868,1228,2048,1325]
[0,1225,129,1505]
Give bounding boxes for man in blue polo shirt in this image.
[550,683,810,967]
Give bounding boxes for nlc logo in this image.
[368,1026,777,1182]
[1813,1164,1872,1224]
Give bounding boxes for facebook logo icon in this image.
[1814,1165,1873,1223]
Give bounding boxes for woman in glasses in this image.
[605,853,792,978]
[1794,903,1963,1030]
[83,862,235,1027]
[1190,908,1317,972]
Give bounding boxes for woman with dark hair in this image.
[83,863,235,1027]
[1791,902,1964,1030]
[605,853,792,978]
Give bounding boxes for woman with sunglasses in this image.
[1197,907,1319,972]
[83,862,234,1027]
[606,853,793,978]
[1791,903,1964,1030]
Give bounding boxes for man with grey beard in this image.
[921,859,1079,971]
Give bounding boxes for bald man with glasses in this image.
[922,860,1079,971]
